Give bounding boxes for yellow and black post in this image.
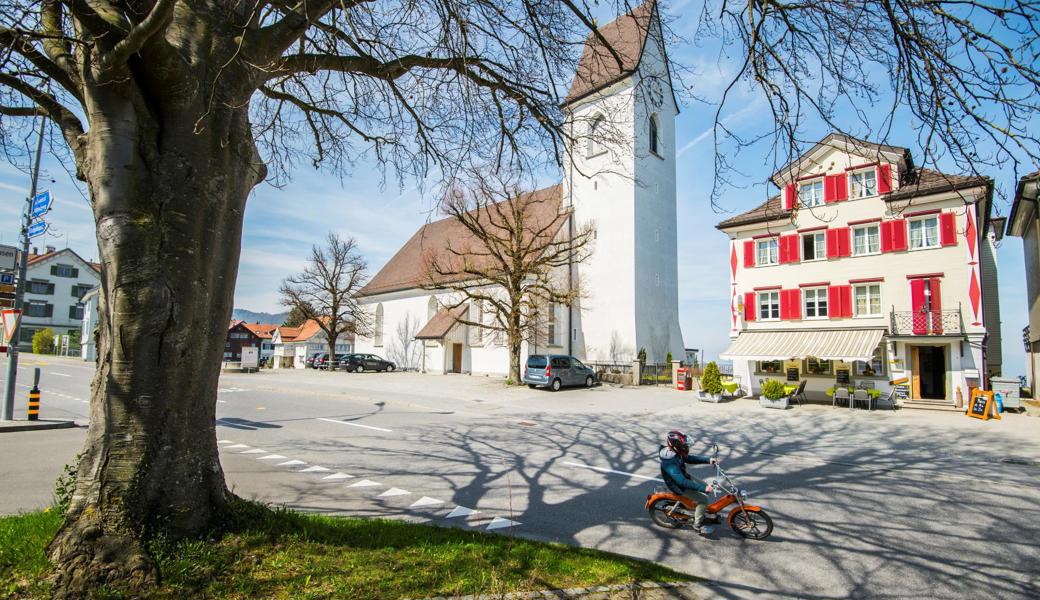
[27,367,40,421]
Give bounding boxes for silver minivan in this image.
[523,354,596,391]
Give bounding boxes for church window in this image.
[649,114,660,155]
[587,115,605,157]
[427,296,438,320]
[374,304,384,347]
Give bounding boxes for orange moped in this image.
[644,443,773,539]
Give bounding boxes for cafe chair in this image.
[853,389,873,411]
[877,388,897,410]
[832,387,850,408]
[792,380,808,405]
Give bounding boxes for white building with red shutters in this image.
[717,133,1004,407]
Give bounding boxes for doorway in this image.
[451,343,463,373]
[911,346,946,400]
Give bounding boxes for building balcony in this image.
[889,309,963,336]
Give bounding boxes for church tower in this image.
[563,1,684,363]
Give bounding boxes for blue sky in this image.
[0,1,1033,377]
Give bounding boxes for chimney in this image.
[45,245,56,253]
[31,246,38,256]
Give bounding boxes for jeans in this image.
[681,488,710,526]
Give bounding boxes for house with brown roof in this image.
[717,133,1003,408]
[354,0,686,376]
[270,319,354,369]
[224,321,280,364]
[12,246,101,350]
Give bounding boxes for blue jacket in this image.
[659,446,711,494]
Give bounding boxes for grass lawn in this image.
[1,504,694,599]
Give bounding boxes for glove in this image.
[704,484,714,494]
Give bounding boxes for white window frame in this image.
[849,168,878,199]
[587,115,606,158]
[374,304,384,347]
[801,232,826,262]
[853,284,882,318]
[649,114,660,156]
[756,238,778,266]
[798,179,825,207]
[757,290,780,321]
[908,216,940,250]
[803,287,829,320]
[852,224,881,256]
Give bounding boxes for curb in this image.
[0,419,77,433]
[409,581,709,600]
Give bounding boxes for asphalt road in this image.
[2,355,1038,600]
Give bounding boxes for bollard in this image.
[27,367,41,421]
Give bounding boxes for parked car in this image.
[327,353,353,370]
[523,354,596,391]
[341,353,396,373]
[307,353,327,369]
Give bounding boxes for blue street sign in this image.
[27,221,48,238]
[29,190,52,219]
[0,274,11,285]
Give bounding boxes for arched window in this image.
[587,115,604,157]
[427,296,438,321]
[649,114,660,155]
[374,304,384,347]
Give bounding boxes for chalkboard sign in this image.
[786,368,799,382]
[967,389,999,421]
[894,384,909,402]
[836,369,850,385]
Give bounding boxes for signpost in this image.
[29,191,53,220]
[28,221,49,238]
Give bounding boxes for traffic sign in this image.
[30,190,52,219]
[1,309,21,345]
[0,273,12,285]
[0,245,15,271]
[28,221,48,238]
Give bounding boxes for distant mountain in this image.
[232,308,289,325]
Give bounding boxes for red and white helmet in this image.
[666,430,690,458]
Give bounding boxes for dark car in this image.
[522,354,595,391]
[342,353,396,373]
[327,353,353,370]
[306,353,327,369]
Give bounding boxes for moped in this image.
[644,443,773,539]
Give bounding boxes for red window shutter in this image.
[743,240,755,267]
[910,278,926,334]
[880,221,893,253]
[826,229,839,258]
[939,212,957,246]
[930,277,943,333]
[778,235,798,264]
[890,219,908,251]
[744,292,756,321]
[784,184,796,210]
[787,288,801,320]
[837,227,852,257]
[839,285,853,318]
[828,286,842,319]
[832,172,848,201]
[878,164,892,194]
[823,176,836,203]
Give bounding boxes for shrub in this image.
[761,379,788,400]
[54,455,80,516]
[665,351,673,364]
[31,328,54,355]
[636,348,646,365]
[701,362,723,395]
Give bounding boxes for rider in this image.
[659,430,717,531]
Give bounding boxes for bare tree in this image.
[280,233,370,362]
[424,172,595,382]
[386,313,423,371]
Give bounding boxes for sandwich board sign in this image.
[1,309,21,345]
[966,389,1000,421]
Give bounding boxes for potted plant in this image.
[699,361,724,402]
[759,379,791,409]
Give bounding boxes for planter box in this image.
[698,392,723,403]
[759,395,790,409]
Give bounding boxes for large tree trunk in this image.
[46,61,266,595]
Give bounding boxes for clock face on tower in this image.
[647,77,664,108]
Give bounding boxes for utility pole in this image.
[2,117,46,421]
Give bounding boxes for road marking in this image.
[410,496,443,508]
[217,440,235,444]
[49,372,70,377]
[486,517,521,531]
[258,455,287,460]
[277,460,307,466]
[300,466,331,473]
[224,444,250,450]
[378,488,410,497]
[218,387,249,393]
[562,461,663,482]
[348,479,381,488]
[316,417,392,432]
[240,449,267,454]
[322,472,353,480]
[446,506,479,519]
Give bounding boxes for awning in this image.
[720,328,886,362]
[415,304,468,340]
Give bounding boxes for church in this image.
[354,1,685,375]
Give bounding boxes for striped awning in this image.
[721,328,886,362]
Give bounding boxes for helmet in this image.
[666,430,690,458]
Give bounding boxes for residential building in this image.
[18,247,101,349]
[354,1,685,375]
[80,286,100,362]
[1006,171,1040,389]
[270,319,353,368]
[718,133,1002,407]
[224,321,278,363]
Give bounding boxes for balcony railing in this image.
[890,309,963,336]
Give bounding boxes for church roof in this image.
[359,184,564,297]
[564,1,655,105]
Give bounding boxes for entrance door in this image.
[912,346,946,400]
[452,343,463,373]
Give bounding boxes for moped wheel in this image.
[729,508,773,540]
[648,499,689,529]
